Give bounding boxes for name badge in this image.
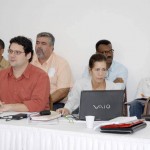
[48,68,55,77]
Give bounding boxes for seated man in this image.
[0,39,10,70]
[32,32,73,110]
[0,36,50,112]
[83,39,128,89]
[129,77,150,119]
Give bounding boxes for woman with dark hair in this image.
[57,53,121,115]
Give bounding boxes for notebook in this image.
[29,111,61,121]
[100,121,147,134]
[74,90,124,121]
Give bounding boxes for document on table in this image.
[28,111,61,125]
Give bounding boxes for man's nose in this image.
[105,52,111,57]
[9,52,16,56]
[36,43,42,48]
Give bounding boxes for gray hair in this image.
[37,32,55,46]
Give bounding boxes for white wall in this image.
[0,0,150,101]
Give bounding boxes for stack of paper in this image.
[30,111,61,121]
[28,111,61,125]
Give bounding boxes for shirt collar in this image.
[34,52,54,65]
[8,64,31,79]
[108,60,115,72]
[8,67,13,77]
[22,64,31,78]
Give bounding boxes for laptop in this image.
[74,90,124,121]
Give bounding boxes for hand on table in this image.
[0,101,11,112]
[56,108,70,116]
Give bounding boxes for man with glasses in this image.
[32,32,73,110]
[0,36,50,112]
[83,39,128,89]
[0,39,10,70]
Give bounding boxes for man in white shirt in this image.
[129,77,150,118]
[82,39,128,89]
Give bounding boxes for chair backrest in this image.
[123,88,128,116]
[143,97,150,116]
[49,95,53,110]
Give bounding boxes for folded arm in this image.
[0,102,29,112]
[113,77,124,83]
[24,73,50,112]
[51,88,70,103]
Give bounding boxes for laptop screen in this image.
[79,90,124,121]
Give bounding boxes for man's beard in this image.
[36,48,45,59]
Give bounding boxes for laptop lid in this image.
[79,90,124,121]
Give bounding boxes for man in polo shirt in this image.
[0,39,10,70]
[0,36,50,112]
[32,32,73,110]
[82,39,128,89]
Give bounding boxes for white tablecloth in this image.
[0,112,150,150]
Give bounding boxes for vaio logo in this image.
[93,104,111,109]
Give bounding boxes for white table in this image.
[0,112,150,150]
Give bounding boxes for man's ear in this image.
[51,45,54,51]
[26,52,31,60]
[88,67,92,75]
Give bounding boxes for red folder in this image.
[101,119,144,129]
[100,119,146,134]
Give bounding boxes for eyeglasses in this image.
[8,49,25,55]
[99,49,114,55]
[93,68,107,73]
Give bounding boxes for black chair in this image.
[123,88,128,116]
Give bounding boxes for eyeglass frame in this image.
[8,49,25,55]
[98,49,114,55]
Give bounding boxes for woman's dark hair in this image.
[9,36,34,62]
[89,53,107,69]
[0,39,5,49]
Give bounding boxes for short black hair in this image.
[0,39,5,49]
[9,36,34,62]
[95,39,111,51]
[89,53,107,69]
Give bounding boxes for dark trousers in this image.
[129,99,145,119]
[53,102,65,111]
